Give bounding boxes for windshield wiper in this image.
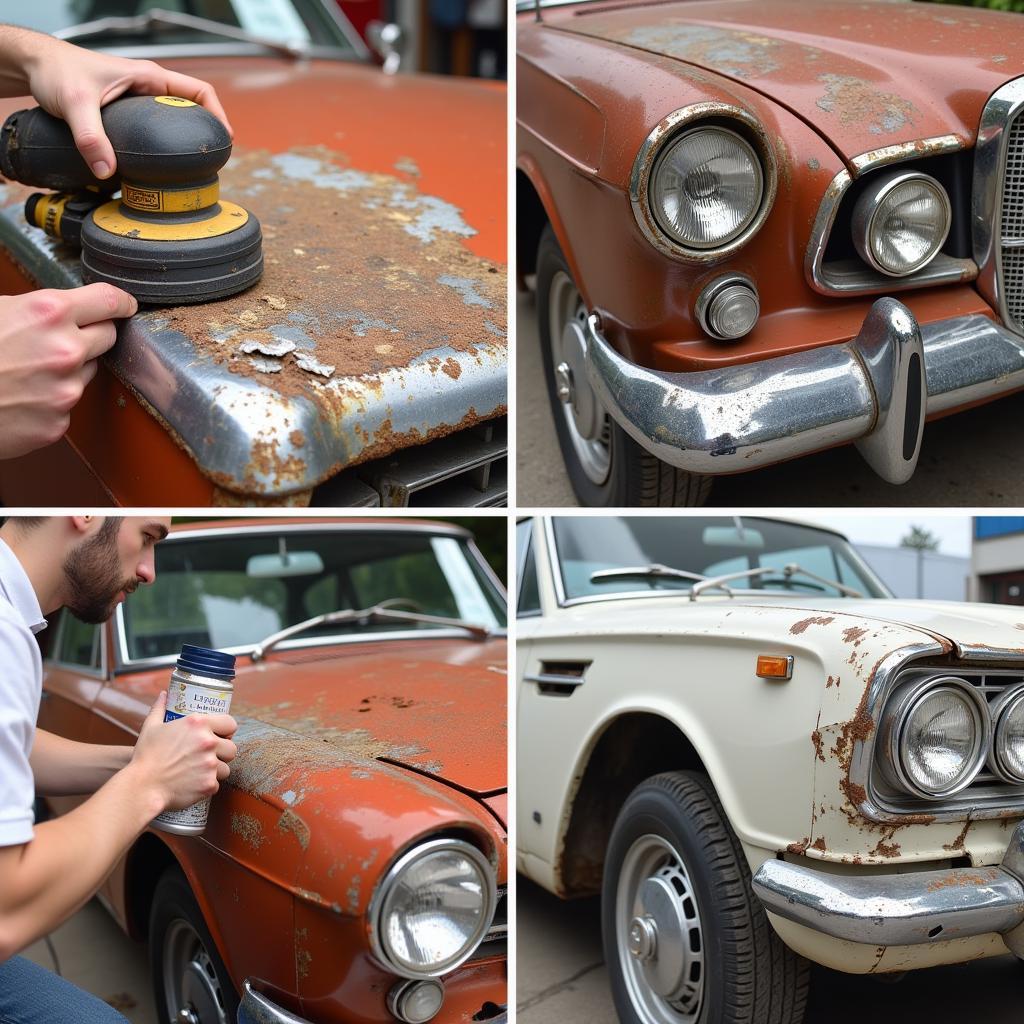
[590,564,730,593]
[250,599,493,661]
[689,563,864,601]
[56,9,309,59]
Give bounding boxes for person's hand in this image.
[0,284,137,457]
[22,36,232,179]
[129,692,238,813]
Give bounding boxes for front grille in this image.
[872,666,1024,819]
[471,884,507,962]
[1000,115,1024,330]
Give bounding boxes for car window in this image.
[516,520,540,616]
[121,529,506,661]
[54,611,102,670]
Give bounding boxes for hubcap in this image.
[548,270,612,484]
[163,919,230,1024]
[615,835,705,1024]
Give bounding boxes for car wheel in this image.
[603,771,809,1024]
[535,224,712,507]
[150,866,240,1024]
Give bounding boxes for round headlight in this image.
[991,686,1024,783]
[649,126,764,250]
[370,838,495,978]
[893,679,988,798]
[852,170,951,277]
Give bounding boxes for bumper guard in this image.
[584,299,1024,484]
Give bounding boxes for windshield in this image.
[120,527,506,662]
[8,1,357,55]
[551,517,890,601]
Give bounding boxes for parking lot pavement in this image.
[517,875,1024,1024]
[22,898,156,1024]
[516,291,1024,508]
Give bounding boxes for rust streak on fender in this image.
[790,615,835,635]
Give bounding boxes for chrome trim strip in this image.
[753,830,1024,947]
[523,672,585,689]
[807,135,970,295]
[974,77,1024,325]
[543,516,569,608]
[629,104,778,263]
[238,979,310,1024]
[585,306,1024,480]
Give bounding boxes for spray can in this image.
[151,644,236,837]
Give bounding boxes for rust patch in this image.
[164,145,506,392]
[925,868,1001,893]
[810,836,827,852]
[871,836,901,859]
[277,808,311,851]
[787,837,810,855]
[842,627,869,646]
[790,615,835,635]
[826,675,840,689]
[815,74,918,135]
[811,729,826,764]
[943,818,973,853]
[230,812,265,850]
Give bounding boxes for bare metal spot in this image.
[816,74,917,135]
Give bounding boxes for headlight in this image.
[649,126,764,250]
[883,676,989,799]
[991,685,1024,783]
[852,170,951,277]
[370,838,495,978]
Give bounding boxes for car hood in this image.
[549,0,1024,162]
[565,593,1024,658]
[228,636,507,796]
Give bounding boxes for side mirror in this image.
[366,21,403,75]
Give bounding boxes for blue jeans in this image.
[0,956,129,1024]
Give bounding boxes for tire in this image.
[149,866,239,1024]
[535,224,712,507]
[602,771,809,1024]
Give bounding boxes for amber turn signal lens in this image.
[756,655,793,680]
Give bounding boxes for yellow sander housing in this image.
[0,95,262,303]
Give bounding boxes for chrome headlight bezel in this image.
[989,683,1024,784]
[880,674,991,800]
[851,169,952,277]
[368,837,496,979]
[629,104,778,262]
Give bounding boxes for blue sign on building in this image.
[975,517,1024,540]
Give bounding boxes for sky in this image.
[814,515,971,558]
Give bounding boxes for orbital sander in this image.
[0,94,262,304]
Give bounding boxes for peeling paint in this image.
[815,73,917,135]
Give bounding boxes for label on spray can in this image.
[151,644,236,836]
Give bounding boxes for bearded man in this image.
[0,515,238,1023]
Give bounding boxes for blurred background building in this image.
[970,518,1024,604]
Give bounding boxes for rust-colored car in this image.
[38,518,508,1024]
[0,2,507,507]
[517,0,1024,505]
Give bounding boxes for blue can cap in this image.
[176,644,236,681]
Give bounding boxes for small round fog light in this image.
[387,979,445,1024]
[695,275,759,341]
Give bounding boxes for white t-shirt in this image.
[0,538,46,847]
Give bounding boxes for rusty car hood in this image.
[562,593,1024,660]
[0,58,506,498]
[548,0,1024,163]
[228,636,507,796]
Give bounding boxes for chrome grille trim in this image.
[973,76,1024,331]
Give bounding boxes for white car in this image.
[516,516,1024,1024]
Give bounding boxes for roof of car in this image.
[168,518,472,536]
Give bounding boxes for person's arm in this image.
[0,24,231,179]
[29,728,131,796]
[0,692,237,959]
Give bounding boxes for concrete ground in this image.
[22,899,156,1024]
[517,876,1023,1024]
[516,292,1024,508]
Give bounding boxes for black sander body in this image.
[0,95,262,304]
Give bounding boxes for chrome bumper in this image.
[237,980,309,1024]
[751,819,1024,952]
[584,299,1024,484]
